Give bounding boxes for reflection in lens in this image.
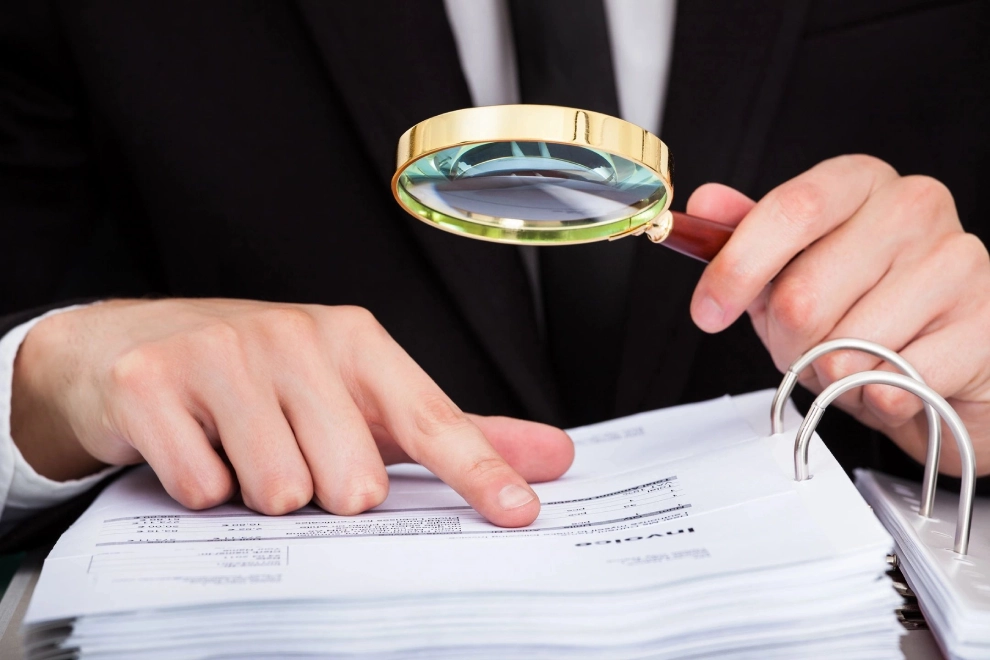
[398,141,666,229]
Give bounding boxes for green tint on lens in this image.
[395,141,669,244]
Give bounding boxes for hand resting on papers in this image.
[10,299,574,526]
[688,154,990,477]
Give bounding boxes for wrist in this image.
[10,310,107,482]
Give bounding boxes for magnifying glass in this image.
[392,104,732,262]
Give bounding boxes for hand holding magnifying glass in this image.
[394,104,990,478]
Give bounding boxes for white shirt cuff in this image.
[0,305,121,531]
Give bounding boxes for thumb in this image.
[686,182,756,228]
[466,414,574,483]
[686,184,758,333]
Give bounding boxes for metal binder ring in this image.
[793,371,975,555]
[770,338,941,518]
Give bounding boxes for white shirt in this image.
[443,0,676,135]
[0,0,677,529]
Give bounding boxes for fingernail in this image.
[498,484,535,510]
[695,295,725,331]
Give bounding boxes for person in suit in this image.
[1,1,988,548]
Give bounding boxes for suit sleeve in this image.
[0,2,102,319]
[0,4,116,551]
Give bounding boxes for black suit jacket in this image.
[1,0,988,550]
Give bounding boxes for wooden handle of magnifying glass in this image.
[662,211,735,263]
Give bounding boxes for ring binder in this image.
[792,370,976,555]
[856,464,990,657]
[770,338,941,517]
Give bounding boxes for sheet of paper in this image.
[26,393,891,627]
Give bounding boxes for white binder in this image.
[772,338,987,660]
[856,471,990,659]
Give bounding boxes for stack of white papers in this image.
[857,469,990,659]
[24,390,901,659]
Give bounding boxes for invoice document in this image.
[23,390,902,659]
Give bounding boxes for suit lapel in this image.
[293,0,564,423]
[615,0,812,415]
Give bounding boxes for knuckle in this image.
[952,233,990,273]
[862,383,919,423]
[335,306,387,344]
[252,477,313,516]
[465,456,510,483]
[921,233,989,287]
[838,154,898,179]
[321,474,390,515]
[171,472,231,510]
[107,346,169,396]
[898,175,954,216]
[195,321,243,361]
[413,393,468,438]
[257,307,318,343]
[773,180,829,232]
[813,351,860,387]
[337,305,378,329]
[766,278,822,339]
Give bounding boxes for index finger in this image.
[345,323,541,528]
[690,155,898,333]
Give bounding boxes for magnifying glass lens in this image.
[395,141,668,243]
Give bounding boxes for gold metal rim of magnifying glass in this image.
[391,104,675,245]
